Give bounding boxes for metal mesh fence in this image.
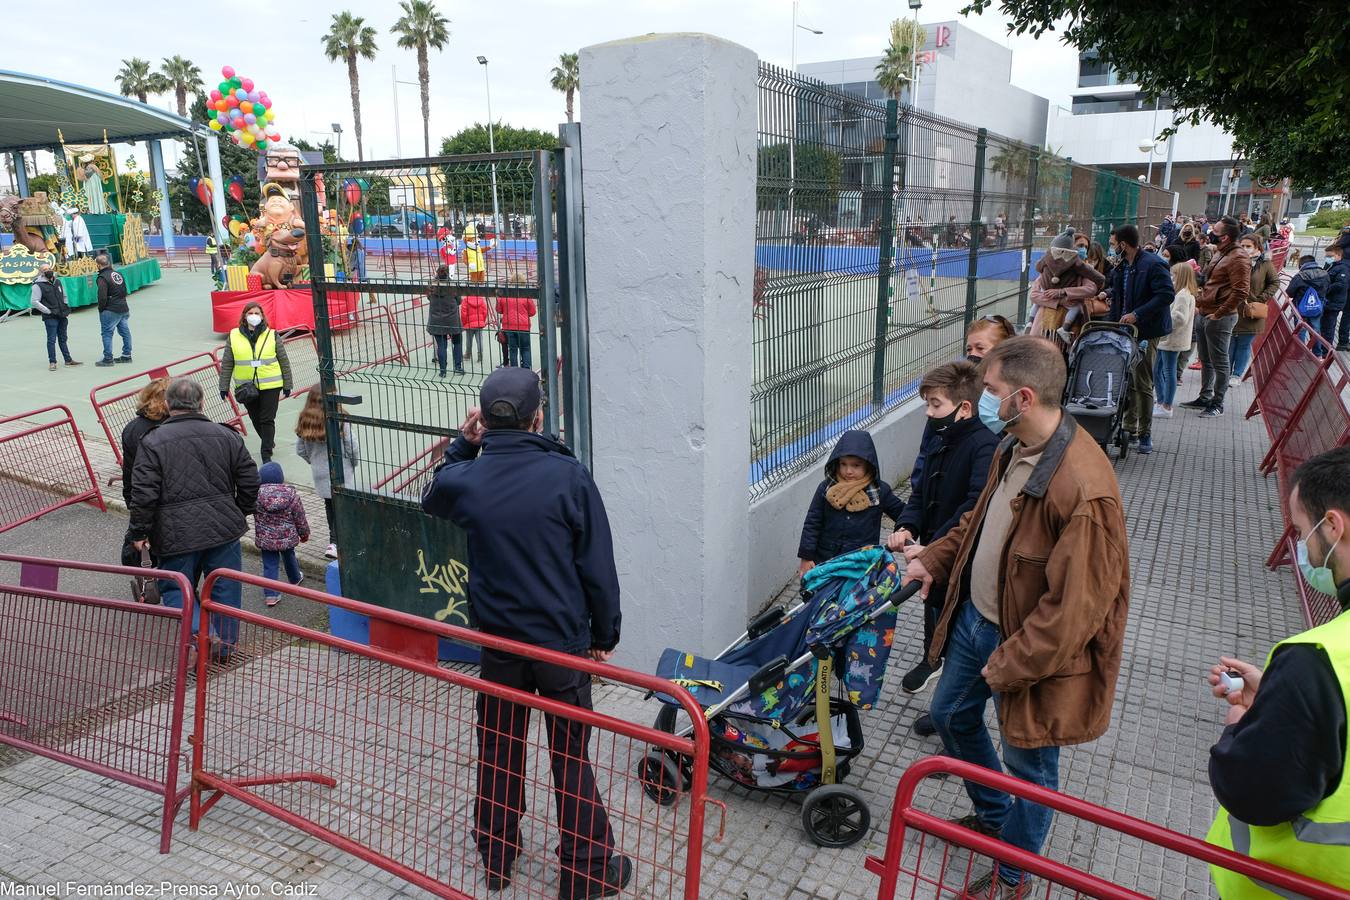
[752,62,1177,494]
[300,153,556,508]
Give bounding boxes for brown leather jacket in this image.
[918,412,1130,748]
[1197,246,1251,317]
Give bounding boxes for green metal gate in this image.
[297,144,588,634]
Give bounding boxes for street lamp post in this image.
[788,2,823,238]
[908,0,923,105]
[331,123,343,160]
[477,55,501,237]
[391,65,421,158]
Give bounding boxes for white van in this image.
[1293,195,1349,232]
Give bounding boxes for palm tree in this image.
[159,56,203,118]
[875,19,926,101]
[323,11,379,161]
[114,58,168,104]
[391,0,451,157]
[550,52,580,123]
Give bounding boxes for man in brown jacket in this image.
[1180,214,1250,417]
[904,336,1130,898]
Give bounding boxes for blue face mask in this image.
[1296,516,1341,595]
[978,389,1021,434]
[1076,247,1088,260]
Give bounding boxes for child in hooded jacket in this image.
[797,429,905,576]
[254,462,309,607]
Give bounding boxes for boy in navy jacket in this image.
[421,367,631,899]
[797,429,905,576]
[885,360,998,734]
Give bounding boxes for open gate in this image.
[297,136,589,636]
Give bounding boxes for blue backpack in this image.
[1297,283,1324,318]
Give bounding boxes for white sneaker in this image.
[1054,326,1074,345]
[325,544,338,559]
[1153,405,1174,418]
[1229,375,1242,386]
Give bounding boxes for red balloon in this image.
[228,180,243,203]
[226,95,239,108]
[344,181,362,207]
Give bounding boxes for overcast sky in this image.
[5,0,1078,169]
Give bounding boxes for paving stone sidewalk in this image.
[0,377,1306,899]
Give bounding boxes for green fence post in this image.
[871,99,900,410]
[963,128,988,335]
[1017,149,1040,326]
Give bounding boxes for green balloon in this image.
[229,77,241,88]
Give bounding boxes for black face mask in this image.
[965,353,982,364]
[930,409,961,432]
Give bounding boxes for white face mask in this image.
[245,314,263,328]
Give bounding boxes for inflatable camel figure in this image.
[0,195,56,254]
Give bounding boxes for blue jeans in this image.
[1153,348,1179,406]
[506,330,532,369]
[99,310,131,360]
[43,317,73,364]
[432,333,463,375]
[1228,332,1256,379]
[931,601,1061,888]
[157,541,243,650]
[261,548,302,597]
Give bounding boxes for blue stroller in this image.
[639,547,921,848]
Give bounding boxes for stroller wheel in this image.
[801,784,871,848]
[639,752,682,807]
[653,705,695,791]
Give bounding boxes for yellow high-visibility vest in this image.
[1208,609,1350,897]
[229,328,284,390]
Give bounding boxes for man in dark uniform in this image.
[422,368,630,899]
[94,253,132,367]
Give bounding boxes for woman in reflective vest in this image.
[217,301,292,463]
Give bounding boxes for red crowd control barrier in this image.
[0,404,105,532]
[190,571,715,900]
[90,352,247,465]
[866,756,1350,900]
[0,554,195,853]
[1247,291,1350,626]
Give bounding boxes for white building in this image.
[1045,52,1280,218]
[797,21,1049,148]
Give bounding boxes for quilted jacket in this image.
[128,413,260,556]
[254,484,310,552]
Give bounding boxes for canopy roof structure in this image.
[0,70,201,153]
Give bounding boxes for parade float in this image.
[204,65,359,334]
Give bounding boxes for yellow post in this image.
[814,655,836,785]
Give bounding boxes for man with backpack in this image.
[1287,254,1330,355]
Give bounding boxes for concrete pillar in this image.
[12,152,29,195]
[203,133,228,243]
[580,33,757,669]
[148,140,175,252]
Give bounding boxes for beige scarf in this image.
[826,475,873,512]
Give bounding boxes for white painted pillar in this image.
[580,34,757,670]
[203,133,228,243]
[148,140,175,252]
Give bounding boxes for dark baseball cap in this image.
[479,367,541,421]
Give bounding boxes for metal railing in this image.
[751,62,1178,494]
[0,404,106,531]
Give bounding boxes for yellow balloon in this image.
[208,119,223,131]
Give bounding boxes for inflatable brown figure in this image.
[249,182,308,288]
[0,195,56,254]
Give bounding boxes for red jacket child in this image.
[461,295,489,330]
[496,295,537,332]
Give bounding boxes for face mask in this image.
[1296,516,1341,595]
[966,353,983,364]
[1076,247,1088,260]
[246,314,263,328]
[930,408,960,432]
[978,389,1022,434]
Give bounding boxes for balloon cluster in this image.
[189,177,214,207]
[205,65,281,151]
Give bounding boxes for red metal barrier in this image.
[866,756,1350,900]
[0,404,106,532]
[0,554,195,853]
[90,352,247,465]
[190,571,715,900]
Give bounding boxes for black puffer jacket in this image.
[797,430,905,563]
[128,413,259,556]
[120,413,162,505]
[896,415,999,545]
[426,280,463,336]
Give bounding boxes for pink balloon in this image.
[241,77,255,92]
[221,65,236,79]
[209,89,222,101]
